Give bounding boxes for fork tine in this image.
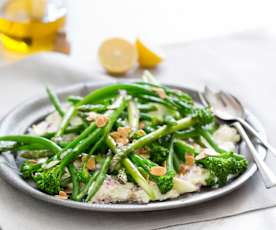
[218,91,234,107]
[219,91,244,113]
[203,86,223,107]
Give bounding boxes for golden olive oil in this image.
[0,0,66,53]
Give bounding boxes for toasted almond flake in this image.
[59,191,67,197]
[87,112,98,122]
[95,115,109,128]
[55,195,68,200]
[150,166,167,176]
[110,127,131,145]
[153,88,167,99]
[195,148,219,160]
[139,122,145,129]
[87,158,96,171]
[117,127,131,136]
[179,164,189,175]
[116,138,129,145]
[185,154,195,166]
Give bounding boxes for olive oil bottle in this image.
[0,0,66,53]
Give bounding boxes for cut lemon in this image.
[136,38,164,68]
[98,38,137,75]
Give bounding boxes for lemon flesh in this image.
[98,38,137,75]
[136,38,163,68]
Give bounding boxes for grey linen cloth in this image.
[0,31,276,230]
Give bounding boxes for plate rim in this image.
[0,81,267,212]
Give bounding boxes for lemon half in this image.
[98,38,137,75]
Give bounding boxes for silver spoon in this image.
[202,87,276,188]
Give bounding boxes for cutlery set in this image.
[200,87,276,188]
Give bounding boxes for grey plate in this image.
[0,82,267,212]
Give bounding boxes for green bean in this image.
[42,124,85,139]
[46,87,65,117]
[85,154,112,202]
[78,83,156,106]
[137,103,158,112]
[55,107,77,137]
[76,171,99,201]
[0,135,61,154]
[67,164,80,200]
[67,96,83,105]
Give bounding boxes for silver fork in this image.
[201,87,276,188]
[203,87,276,158]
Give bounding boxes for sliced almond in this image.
[153,88,167,99]
[95,115,109,128]
[116,137,129,145]
[185,154,195,166]
[195,148,219,160]
[87,158,96,171]
[117,127,131,136]
[55,195,68,200]
[179,164,189,175]
[59,191,67,197]
[150,166,167,176]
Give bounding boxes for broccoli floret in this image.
[33,164,64,195]
[149,144,169,165]
[197,151,248,187]
[130,154,175,194]
[192,107,214,126]
[20,160,42,179]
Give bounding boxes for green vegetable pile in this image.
[0,71,248,203]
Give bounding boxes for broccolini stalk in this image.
[111,108,213,170]
[106,136,157,200]
[197,127,225,153]
[166,137,175,173]
[174,139,199,157]
[175,128,199,139]
[67,163,80,200]
[122,158,157,200]
[46,87,65,117]
[130,154,175,194]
